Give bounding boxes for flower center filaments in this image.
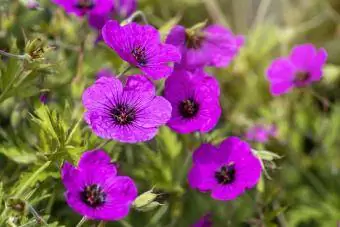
[215,163,236,185]
[185,31,205,49]
[294,71,311,86]
[75,0,95,10]
[111,104,136,125]
[81,184,106,208]
[179,99,199,118]
[131,47,147,66]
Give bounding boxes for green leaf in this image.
[12,161,51,198]
[0,147,37,164]
[157,127,182,159]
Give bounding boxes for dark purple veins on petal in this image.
[179,99,199,118]
[111,103,136,125]
[131,46,147,66]
[81,184,106,208]
[75,0,95,9]
[214,163,236,185]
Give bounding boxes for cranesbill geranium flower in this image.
[246,124,277,143]
[82,72,172,143]
[266,44,328,96]
[188,137,262,201]
[166,24,244,70]
[193,214,212,227]
[164,69,221,134]
[61,150,137,220]
[102,20,181,79]
[53,0,113,17]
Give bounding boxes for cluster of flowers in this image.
[53,0,328,225]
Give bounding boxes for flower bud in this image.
[132,189,162,212]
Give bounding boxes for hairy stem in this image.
[0,49,27,60]
[75,217,87,227]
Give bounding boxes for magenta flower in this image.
[166,25,244,70]
[266,44,328,96]
[61,150,137,220]
[193,214,212,227]
[52,0,113,17]
[188,137,262,201]
[164,69,221,134]
[102,20,181,80]
[246,124,277,143]
[82,72,172,143]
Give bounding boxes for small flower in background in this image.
[166,24,244,70]
[246,124,277,143]
[21,0,40,10]
[88,0,137,42]
[102,20,181,80]
[188,137,262,201]
[39,91,49,104]
[52,0,113,17]
[95,68,113,79]
[266,44,328,96]
[193,214,212,227]
[82,71,172,143]
[164,69,221,134]
[113,0,137,19]
[61,150,137,220]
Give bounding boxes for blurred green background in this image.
[1,0,340,226]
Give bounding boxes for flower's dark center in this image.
[185,31,205,49]
[111,104,136,125]
[294,71,311,86]
[179,99,199,118]
[131,47,147,66]
[75,0,95,10]
[81,184,106,208]
[215,163,236,185]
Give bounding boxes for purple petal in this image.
[165,25,186,47]
[290,44,317,70]
[193,144,218,164]
[141,65,174,80]
[192,214,212,227]
[266,57,295,83]
[188,164,219,191]
[78,150,116,174]
[105,176,138,203]
[211,184,245,201]
[114,0,137,18]
[82,76,123,109]
[96,68,114,79]
[124,75,155,98]
[309,48,328,81]
[61,162,81,190]
[270,81,293,96]
[135,96,172,128]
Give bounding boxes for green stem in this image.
[117,65,132,77]
[95,140,111,150]
[0,50,27,60]
[119,220,133,227]
[0,68,23,104]
[76,217,87,227]
[126,10,148,24]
